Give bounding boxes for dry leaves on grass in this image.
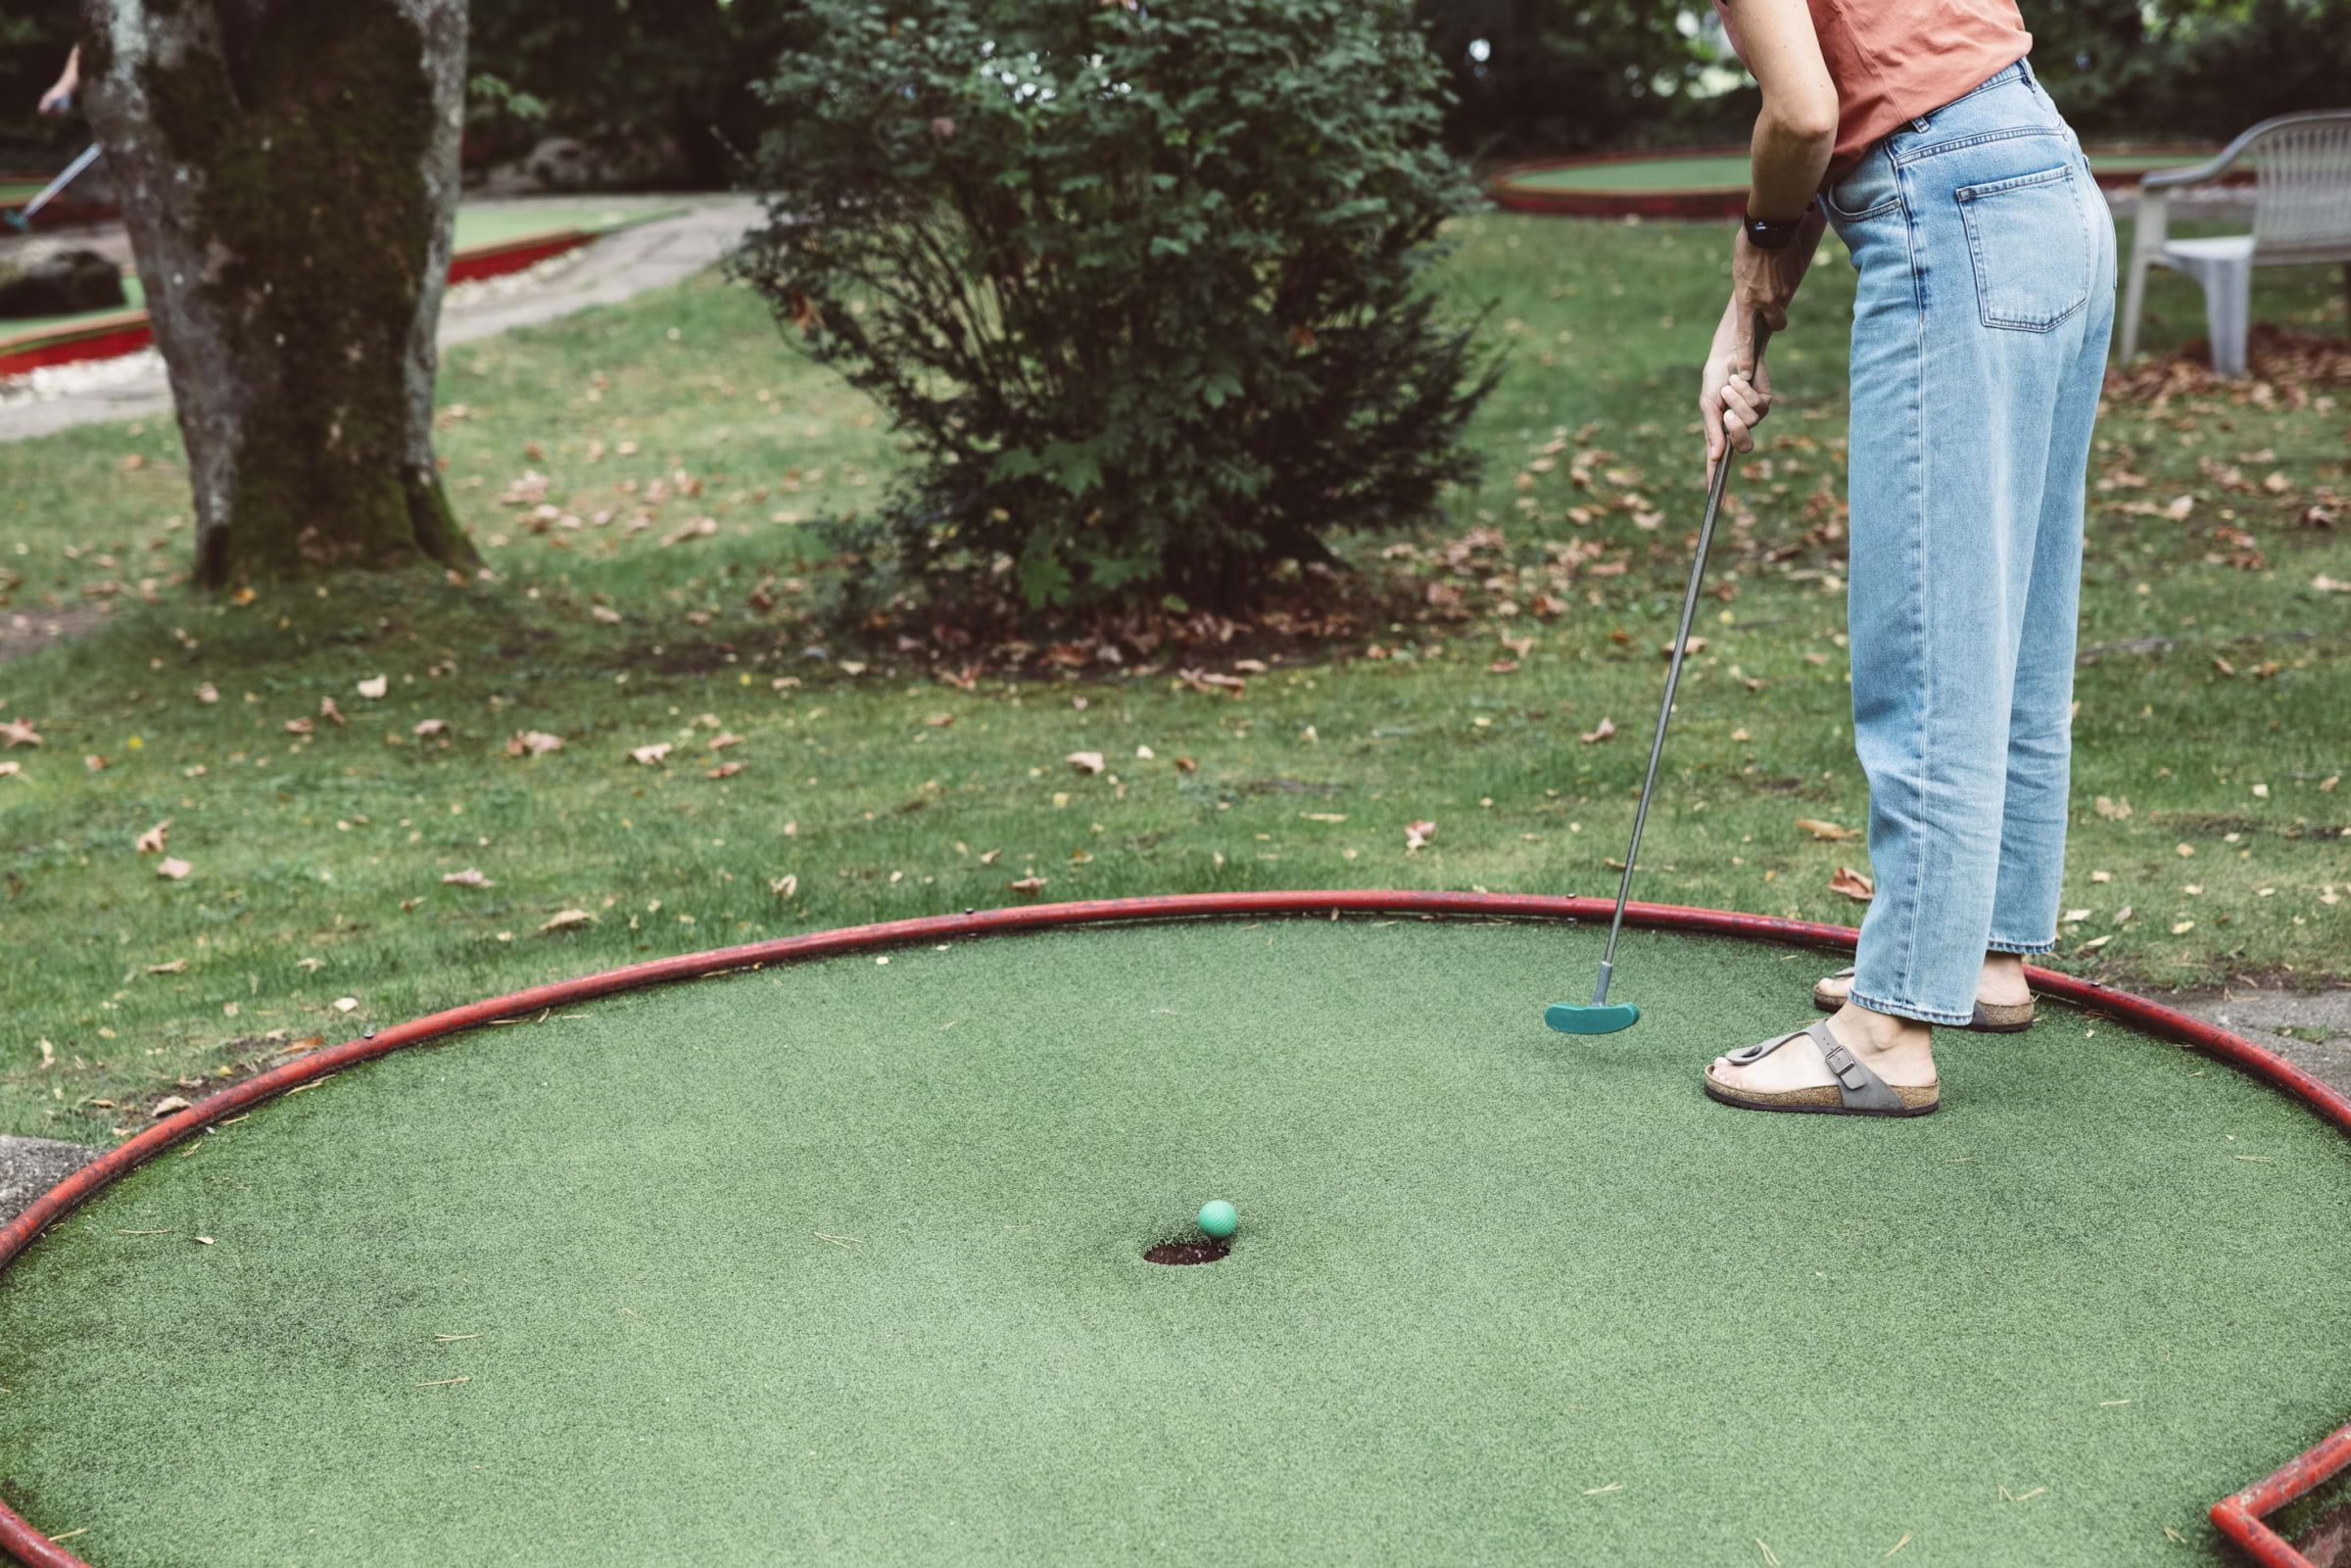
[357,675,389,699]
[135,820,171,854]
[150,1096,192,1117]
[707,761,746,779]
[1795,819,1857,842]
[1008,875,1048,895]
[1175,668,1247,698]
[156,857,192,880]
[1067,751,1106,776]
[1579,717,1617,745]
[1405,820,1437,853]
[145,958,187,974]
[0,762,20,781]
[195,683,218,705]
[769,874,798,899]
[707,732,745,752]
[538,909,595,934]
[629,743,672,766]
[1831,866,1876,901]
[413,719,450,737]
[2094,795,2133,821]
[319,697,347,728]
[506,731,564,757]
[0,718,42,748]
[441,868,495,888]
[660,517,719,546]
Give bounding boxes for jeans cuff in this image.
[1847,988,1972,1028]
[1987,937,2056,955]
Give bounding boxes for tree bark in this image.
[78,0,479,589]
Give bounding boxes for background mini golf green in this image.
[1498,151,2205,193]
[4,920,2347,1567]
[0,208,2344,1148]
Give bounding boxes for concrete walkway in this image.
[0,197,760,443]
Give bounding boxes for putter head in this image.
[1545,1001,1640,1035]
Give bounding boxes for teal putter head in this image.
[1544,960,1639,1035]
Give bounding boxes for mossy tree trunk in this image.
[78,0,479,589]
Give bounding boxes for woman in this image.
[1697,0,2116,1116]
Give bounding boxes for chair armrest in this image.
[2141,144,2250,194]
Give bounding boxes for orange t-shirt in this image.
[1714,0,2034,180]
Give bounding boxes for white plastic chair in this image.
[2118,110,2351,375]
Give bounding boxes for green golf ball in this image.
[1197,1200,1238,1239]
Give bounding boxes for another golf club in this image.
[1546,310,1775,1036]
[4,143,102,233]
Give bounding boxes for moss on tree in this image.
[89,0,477,588]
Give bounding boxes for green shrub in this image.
[732,0,1505,617]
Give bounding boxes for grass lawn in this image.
[0,208,2345,1146]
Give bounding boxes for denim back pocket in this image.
[1955,165,2091,331]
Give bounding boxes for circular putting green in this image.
[1487,145,2217,218]
[3,894,2347,1567]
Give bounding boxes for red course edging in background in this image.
[1,891,2344,1568]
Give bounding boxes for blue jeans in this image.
[1819,59,2117,1026]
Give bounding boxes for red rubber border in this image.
[3,890,2345,1567]
[0,233,590,379]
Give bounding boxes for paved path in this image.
[0,197,760,444]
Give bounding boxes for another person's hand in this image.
[38,48,78,117]
[1699,301,1772,479]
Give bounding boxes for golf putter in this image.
[4,143,102,233]
[1547,310,1775,1036]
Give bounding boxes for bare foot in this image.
[1977,952,2032,1008]
[1707,1003,1938,1097]
[1819,953,2036,1012]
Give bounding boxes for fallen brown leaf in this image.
[356,675,389,700]
[150,1095,193,1117]
[155,857,192,880]
[1008,875,1048,894]
[1405,820,1437,852]
[538,909,595,934]
[629,743,672,766]
[318,697,347,727]
[1067,750,1106,775]
[441,868,495,888]
[2093,795,2133,821]
[145,959,188,974]
[1579,718,1617,745]
[707,761,746,779]
[769,874,798,899]
[1795,818,1857,842]
[413,719,450,737]
[195,683,219,705]
[135,819,171,855]
[708,732,745,751]
[0,718,42,748]
[1830,866,1876,901]
[507,730,564,757]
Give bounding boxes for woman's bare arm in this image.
[1702,0,1836,472]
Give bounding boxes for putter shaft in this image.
[1591,312,1774,1003]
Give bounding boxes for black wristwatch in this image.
[1741,203,1810,251]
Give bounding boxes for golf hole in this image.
[1143,1239,1231,1266]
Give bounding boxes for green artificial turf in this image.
[1499,152,2204,193]
[4,918,2347,1567]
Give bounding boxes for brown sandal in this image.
[1811,968,2034,1032]
[1703,1020,1940,1117]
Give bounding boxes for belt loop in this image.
[2016,56,2035,85]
